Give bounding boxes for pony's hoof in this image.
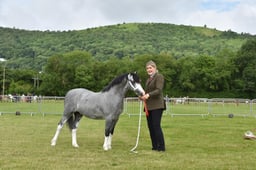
[72,144,79,148]
[51,140,56,146]
[103,145,111,151]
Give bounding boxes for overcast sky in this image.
[0,0,255,34]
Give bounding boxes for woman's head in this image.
[146,60,157,76]
[146,60,156,68]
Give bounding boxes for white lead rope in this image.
[130,100,143,153]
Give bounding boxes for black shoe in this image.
[152,148,157,151]
[157,148,165,152]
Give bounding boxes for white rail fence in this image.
[124,97,255,118]
[0,96,256,117]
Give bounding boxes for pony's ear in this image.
[128,71,137,75]
[127,73,133,81]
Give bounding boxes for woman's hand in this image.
[139,93,150,100]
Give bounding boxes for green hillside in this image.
[0,23,253,70]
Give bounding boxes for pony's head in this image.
[127,72,145,97]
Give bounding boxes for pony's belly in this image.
[79,109,105,119]
[84,113,104,119]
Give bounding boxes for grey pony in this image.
[51,72,145,150]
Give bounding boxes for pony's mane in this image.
[101,73,128,92]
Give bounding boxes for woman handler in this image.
[140,60,166,152]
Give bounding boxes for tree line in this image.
[0,23,253,71]
[1,39,256,99]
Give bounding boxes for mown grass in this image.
[1,106,256,170]
[0,100,64,115]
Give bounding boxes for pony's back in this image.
[64,88,95,112]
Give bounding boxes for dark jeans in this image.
[146,109,165,151]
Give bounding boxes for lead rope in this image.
[130,100,143,153]
[130,100,149,153]
[144,100,149,117]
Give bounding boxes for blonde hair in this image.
[146,60,157,68]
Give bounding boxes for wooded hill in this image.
[1,23,256,98]
[0,23,254,70]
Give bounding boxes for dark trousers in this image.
[146,109,165,151]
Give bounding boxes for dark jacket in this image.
[145,72,165,111]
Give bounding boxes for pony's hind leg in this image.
[51,116,68,146]
[69,112,83,148]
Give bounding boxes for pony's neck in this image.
[107,81,128,98]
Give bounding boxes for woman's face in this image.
[146,65,156,76]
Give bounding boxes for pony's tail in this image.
[67,113,75,130]
[67,112,81,130]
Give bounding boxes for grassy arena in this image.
[1,101,256,169]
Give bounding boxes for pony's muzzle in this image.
[128,81,145,96]
[134,84,145,97]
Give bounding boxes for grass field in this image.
[1,101,256,169]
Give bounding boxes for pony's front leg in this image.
[103,118,118,150]
[103,134,112,150]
